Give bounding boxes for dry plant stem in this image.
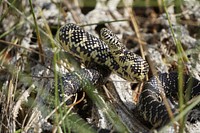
[132,83,143,104]
[180,19,200,26]
[53,94,78,132]
[154,75,177,131]
[3,0,56,46]
[128,8,145,61]
[104,82,149,131]
[13,84,35,131]
[40,12,57,49]
[0,0,17,23]
[62,0,82,23]
[147,74,177,130]
[0,40,44,56]
[157,0,163,12]
[126,7,149,103]
[126,7,150,81]
[23,108,41,132]
[7,79,15,132]
[177,62,185,132]
[44,94,74,121]
[160,95,200,132]
[80,19,129,27]
[58,94,80,125]
[68,92,86,108]
[0,46,13,65]
[103,85,113,100]
[22,54,55,73]
[0,40,58,73]
[160,91,178,131]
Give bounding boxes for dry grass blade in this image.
[44,94,74,121]
[0,0,199,132]
[162,0,188,132]
[13,84,35,122]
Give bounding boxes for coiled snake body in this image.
[138,72,200,127]
[57,23,200,128]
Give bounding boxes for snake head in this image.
[100,28,125,51]
[100,27,149,82]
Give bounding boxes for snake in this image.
[54,68,100,97]
[57,23,200,128]
[137,72,200,128]
[58,23,149,81]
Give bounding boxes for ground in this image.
[0,0,200,132]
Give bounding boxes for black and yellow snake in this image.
[57,23,200,128]
[58,23,149,81]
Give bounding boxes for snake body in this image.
[57,23,200,128]
[55,68,100,96]
[58,23,149,81]
[137,72,200,127]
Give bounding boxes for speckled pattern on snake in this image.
[58,23,149,81]
[57,23,200,128]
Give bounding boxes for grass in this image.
[28,0,44,64]
[0,0,200,133]
[161,0,196,132]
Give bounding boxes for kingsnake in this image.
[57,23,200,128]
[58,23,149,81]
[137,72,200,127]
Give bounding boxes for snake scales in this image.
[57,23,200,128]
[58,23,149,81]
